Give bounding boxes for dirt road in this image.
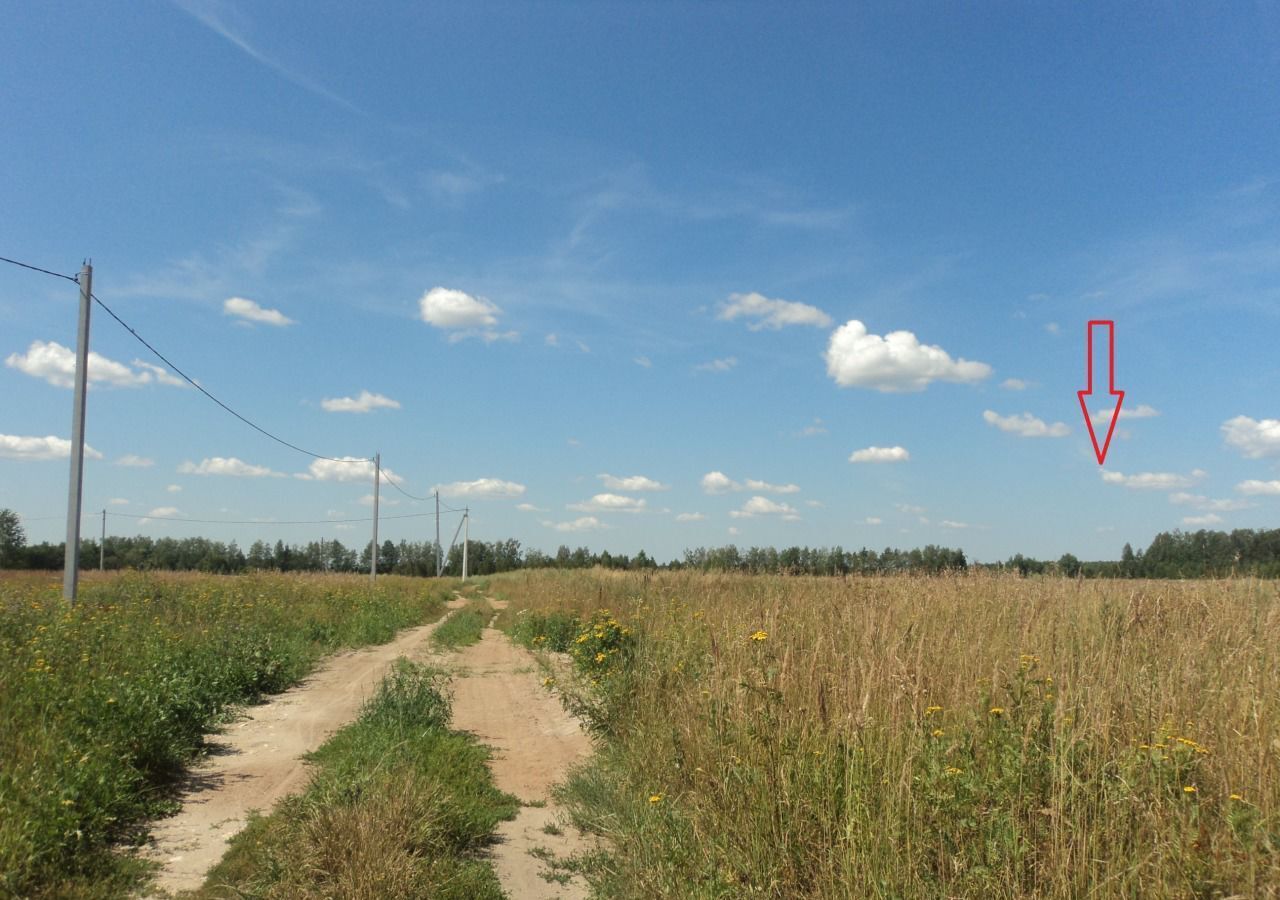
[450,606,594,899]
[141,597,594,898]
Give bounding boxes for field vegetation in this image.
[0,570,452,899]
[495,569,1280,898]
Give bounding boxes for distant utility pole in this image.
[462,507,469,581]
[435,490,441,578]
[370,452,380,584]
[63,261,92,603]
[99,509,105,572]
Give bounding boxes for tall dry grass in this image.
[494,569,1280,898]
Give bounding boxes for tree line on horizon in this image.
[2,509,1279,578]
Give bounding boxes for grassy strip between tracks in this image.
[430,598,492,650]
[192,659,516,899]
[0,571,452,899]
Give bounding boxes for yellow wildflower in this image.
[750,630,768,642]
[648,793,664,804]
[1183,785,1198,794]
[989,707,1005,717]
[931,728,945,737]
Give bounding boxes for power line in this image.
[106,510,438,526]
[90,292,368,464]
[0,254,80,284]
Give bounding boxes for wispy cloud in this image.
[0,434,103,461]
[718,292,831,330]
[983,410,1070,438]
[435,478,527,499]
[170,0,362,114]
[694,356,737,374]
[542,516,608,533]
[1102,469,1206,490]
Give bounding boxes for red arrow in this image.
[1078,320,1125,465]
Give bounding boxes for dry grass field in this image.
[496,569,1280,898]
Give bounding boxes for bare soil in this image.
[140,596,595,899]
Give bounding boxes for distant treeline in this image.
[2,509,1279,578]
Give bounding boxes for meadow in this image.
[495,569,1280,898]
[0,570,452,899]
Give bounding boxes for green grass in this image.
[192,659,517,899]
[0,571,452,899]
[431,599,491,650]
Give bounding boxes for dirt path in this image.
[449,604,594,900]
[141,598,468,897]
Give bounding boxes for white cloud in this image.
[824,321,991,392]
[576,340,591,354]
[435,478,526,498]
[675,512,706,522]
[728,526,741,536]
[1092,403,1160,425]
[864,516,882,525]
[145,506,181,519]
[358,493,399,507]
[1237,479,1280,496]
[542,516,607,533]
[701,471,740,494]
[717,291,832,330]
[165,484,182,493]
[321,390,401,414]
[895,503,926,515]
[849,446,910,464]
[6,340,182,389]
[798,418,827,437]
[1000,378,1029,391]
[694,356,737,373]
[418,286,501,334]
[516,502,546,512]
[729,496,800,520]
[805,499,825,508]
[982,410,1071,438]
[633,355,652,368]
[545,333,559,347]
[115,454,154,468]
[1181,514,1223,527]
[1168,493,1252,512]
[598,473,669,491]
[0,433,102,461]
[297,457,384,483]
[178,456,284,478]
[223,296,294,326]
[1222,415,1280,459]
[744,478,800,494]
[569,493,648,513]
[940,520,971,529]
[1045,322,1061,335]
[108,498,130,506]
[1101,469,1205,490]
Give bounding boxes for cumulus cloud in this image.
[418,287,514,342]
[569,493,648,513]
[178,456,284,478]
[729,496,800,520]
[542,516,607,533]
[142,506,182,521]
[701,471,799,494]
[1000,378,1029,391]
[108,498,129,506]
[435,478,526,498]
[1182,513,1223,527]
[940,520,971,529]
[223,297,294,326]
[321,390,401,414]
[1222,415,1280,459]
[166,484,182,493]
[115,454,154,468]
[6,340,183,389]
[516,502,546,512]
[297,457,385,483]
[1092,403,1160,425]
[598,473,669,491]
[717,292,831,330]
[675,512,706,522]
[849,446,910,464]
[694,356,737,373]
[824,321,991,392]
[1101,469,1206,490]
[982,410,1071,438]
[1168,493,1252,512]
[864,517,882,525]
[0,433,102,461]
[1237,479,1280,496]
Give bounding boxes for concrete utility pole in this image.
[462,507,469,581]
[370,452,380,584]
[99,509,105,572]
[435,490,441,577]
[63,262,92,603]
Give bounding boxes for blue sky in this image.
[3,1,1280,563]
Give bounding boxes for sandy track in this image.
[141,598,466,897]
[449,610,594,900]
